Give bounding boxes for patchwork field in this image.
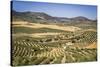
[11,20,97,66]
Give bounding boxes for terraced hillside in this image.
[11,20,97,66]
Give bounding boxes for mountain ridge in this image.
[12,10,96,23]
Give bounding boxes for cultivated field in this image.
[12,20,97,66]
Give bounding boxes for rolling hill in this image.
[12,10,96,23]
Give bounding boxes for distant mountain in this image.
[70,16,90,21]
[12,10,53,22]
[53,17,70,22]
[92,19,97,22]
[12,10,95,23]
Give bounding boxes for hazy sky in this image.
[12,1,97,20]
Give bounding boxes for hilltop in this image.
[12,10,96,23]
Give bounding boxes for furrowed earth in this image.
[12,21,97,66]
